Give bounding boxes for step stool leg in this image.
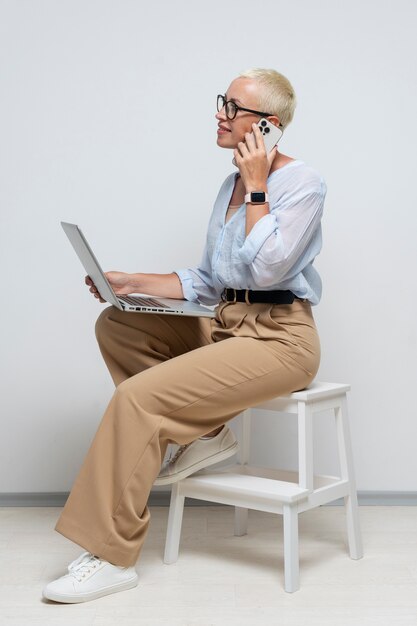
[344,491,363,559]
[234,408,251,536]
[163,483,185,564]
[298,401,314,492]
[336,395,364,560]
[234,507,249,536]
[283,504,300,592]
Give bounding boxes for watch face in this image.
[251,192,266,203]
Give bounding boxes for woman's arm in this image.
[85,271,184,302]
[233,122,276,237]
[237,185,325,288]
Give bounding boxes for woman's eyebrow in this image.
[225,94,243,104]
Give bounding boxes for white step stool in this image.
[163,381,363,592]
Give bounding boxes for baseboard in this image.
[0,491,416,507]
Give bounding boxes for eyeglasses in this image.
[216,94,275,122]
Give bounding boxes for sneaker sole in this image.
[153,440,238,486]
[43,574,138,603]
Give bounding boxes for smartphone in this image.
[232,118,283,167]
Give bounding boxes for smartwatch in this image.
[244,191,269,204]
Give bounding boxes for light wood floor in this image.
[1,505,417,625]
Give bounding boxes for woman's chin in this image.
[216,137,235,149]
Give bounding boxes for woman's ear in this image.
[267,116,281,128]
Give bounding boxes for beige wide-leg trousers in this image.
[55,299,320,567]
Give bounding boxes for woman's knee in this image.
[113,377,158,422]
[95,306,114,346]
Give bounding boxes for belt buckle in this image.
[222,289,237,303]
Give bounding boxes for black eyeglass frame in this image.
[217,94,282,126]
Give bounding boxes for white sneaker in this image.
[154,425,238,486]
[42,551,138,603]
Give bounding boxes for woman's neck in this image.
[236,151,295,185]
[235,152,295,180]
[270,151,295,173]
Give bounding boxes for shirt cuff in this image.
[173,269,199,302]
[237,213,278,264]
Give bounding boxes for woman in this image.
[43,68,326,603]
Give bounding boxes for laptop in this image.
[61,222,216,318]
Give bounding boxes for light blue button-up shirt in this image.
[174,160,326,306]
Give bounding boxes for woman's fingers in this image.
[94,289,106,302]
[237,139,250,157]
[252,123,266,151]
[85,274,106,303]
[244,129,257,151]
[238,125,266,158]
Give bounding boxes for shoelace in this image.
[67,551,101,582]
[166,429,224,466]
[166,444,191,466]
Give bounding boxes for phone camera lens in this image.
[264,127,270,134]
[261,120,267,127]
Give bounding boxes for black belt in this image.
[221,288,297,304]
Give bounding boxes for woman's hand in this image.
[86,271,185,302]
[233,122,276,192]
[85,271,133,303]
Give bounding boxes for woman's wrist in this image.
[127,272,184,299]
[244,181,268,193]
[129,273,144,291]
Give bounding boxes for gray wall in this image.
[1,0,416,495]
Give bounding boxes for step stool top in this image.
[254,380,350,407]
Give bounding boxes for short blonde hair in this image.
[239,68,296,130]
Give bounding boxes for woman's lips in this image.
[217,126,231,135]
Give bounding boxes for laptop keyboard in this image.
[118,295,169,308]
